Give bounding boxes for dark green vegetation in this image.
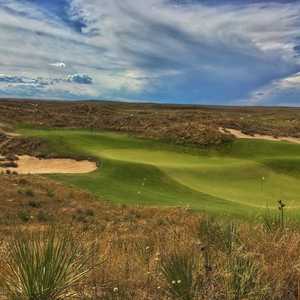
[18,128,300,219]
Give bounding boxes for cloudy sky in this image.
[0,0,300,105]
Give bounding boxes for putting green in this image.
[19,129,300,219]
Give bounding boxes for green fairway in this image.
[19,129,300,219]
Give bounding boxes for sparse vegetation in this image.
[0,174,300,299]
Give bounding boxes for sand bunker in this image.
[0,155,97,174]
[220,128,300,144]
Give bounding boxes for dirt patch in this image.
[220,128,300,144]
[0,155,97,174]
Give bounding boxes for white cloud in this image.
[245,72,300,105]
[67,73,93,84]
[0,0,300,103]
[49,62,66,68]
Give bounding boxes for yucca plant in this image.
[262,208,283,233]
[221,222,237,256]
[227,253,263,300]
[160,250,200,300]
[2,227,93,300]
[197,217,237,255]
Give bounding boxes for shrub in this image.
[46,189,55,198]
[197,217,237,255]
[2,227,93,300]
[226,253,266,300]
[24,188,34,197]
[27,199,41,208]
[36,210,53,223]
[160,250,200,300]
[17,210,31,223]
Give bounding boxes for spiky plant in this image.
[197,217,237,255]
[262,208,283,233]
[2,228,93,300]
[160,250,200,300]
[227,253,263,300]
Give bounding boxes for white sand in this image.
[219,128,300,144]
[0,155,97,174]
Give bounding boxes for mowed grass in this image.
[19,128,300,219]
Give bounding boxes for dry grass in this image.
[1,174,300,299]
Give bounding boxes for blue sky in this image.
[0,0,300,105]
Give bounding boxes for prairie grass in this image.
[0,210,299,299]
[0,181,300,300]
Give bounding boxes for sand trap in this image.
[0,155,97,174]
[220,128,300,144]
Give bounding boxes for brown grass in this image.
[0,174,300,299]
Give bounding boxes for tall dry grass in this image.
[0,207,299,299]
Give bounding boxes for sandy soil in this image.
[0,155,97,174]
[220,128,300,144]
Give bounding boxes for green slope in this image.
[19,129,300,218]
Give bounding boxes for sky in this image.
[0,0,300,105]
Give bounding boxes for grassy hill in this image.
[18,128,300,219]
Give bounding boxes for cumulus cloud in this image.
[0,72,98,100]
[0,0,300,104]
[0,74,49,86]
[67,73,93,84]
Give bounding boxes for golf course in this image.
[17,128,300,219]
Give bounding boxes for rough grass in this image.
[1,210,300,299]
[0,172,300,299]
[18,128,300,219]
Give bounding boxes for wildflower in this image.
[177,280,181,284]
[172,280,176,285]
[157,286,161,290]
[113,287,118,293]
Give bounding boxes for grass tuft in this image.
[2,227,93,300]
[160,250,200,300]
